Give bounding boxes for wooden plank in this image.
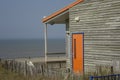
[69,0,120,72]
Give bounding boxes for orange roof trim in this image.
[42,0,83,23]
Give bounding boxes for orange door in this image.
[72,33,84,74]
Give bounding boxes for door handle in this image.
[74,39,76,59]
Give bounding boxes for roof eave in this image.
[44,10,69,24]
[42,0,83,23]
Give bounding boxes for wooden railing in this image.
[90,74,120,80]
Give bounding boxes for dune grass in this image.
[0,61,115,80]
[0,63,64,80]
[0,63,26,80]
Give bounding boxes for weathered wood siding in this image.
[69,0,120,72]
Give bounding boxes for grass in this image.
[0,63,27,80]
[0,63,44,80]
[0,61,116,80]
[0,63,65,80]
[0,63,84,80]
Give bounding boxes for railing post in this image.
[89,76,93,80]
[118,74,120,80]
[44,23,48,64]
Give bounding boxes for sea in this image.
[0,39,65,59]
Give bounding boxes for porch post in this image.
[44,23,48,64]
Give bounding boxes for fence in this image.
[90,74,120,80]
[1,59,120,80]
[0,59,85,80]
[0,59,66,77]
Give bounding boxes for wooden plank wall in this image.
[69,0,120,72]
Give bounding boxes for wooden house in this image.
[42,0,120,74]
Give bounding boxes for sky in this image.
[0,0,74,39]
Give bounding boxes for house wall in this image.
[69,0,120,72]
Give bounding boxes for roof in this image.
[42,0,83,23]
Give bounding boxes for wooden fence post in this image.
[41,64,44,76]
[59,62,61,68]
[0,58,1,63]
[24,60,27,76]
[5,60,8,70]
[111,66,114,74]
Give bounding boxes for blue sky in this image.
[0,0,74,39]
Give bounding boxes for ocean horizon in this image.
[0,39,65,59]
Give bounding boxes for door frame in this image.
[71,32,84,74]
